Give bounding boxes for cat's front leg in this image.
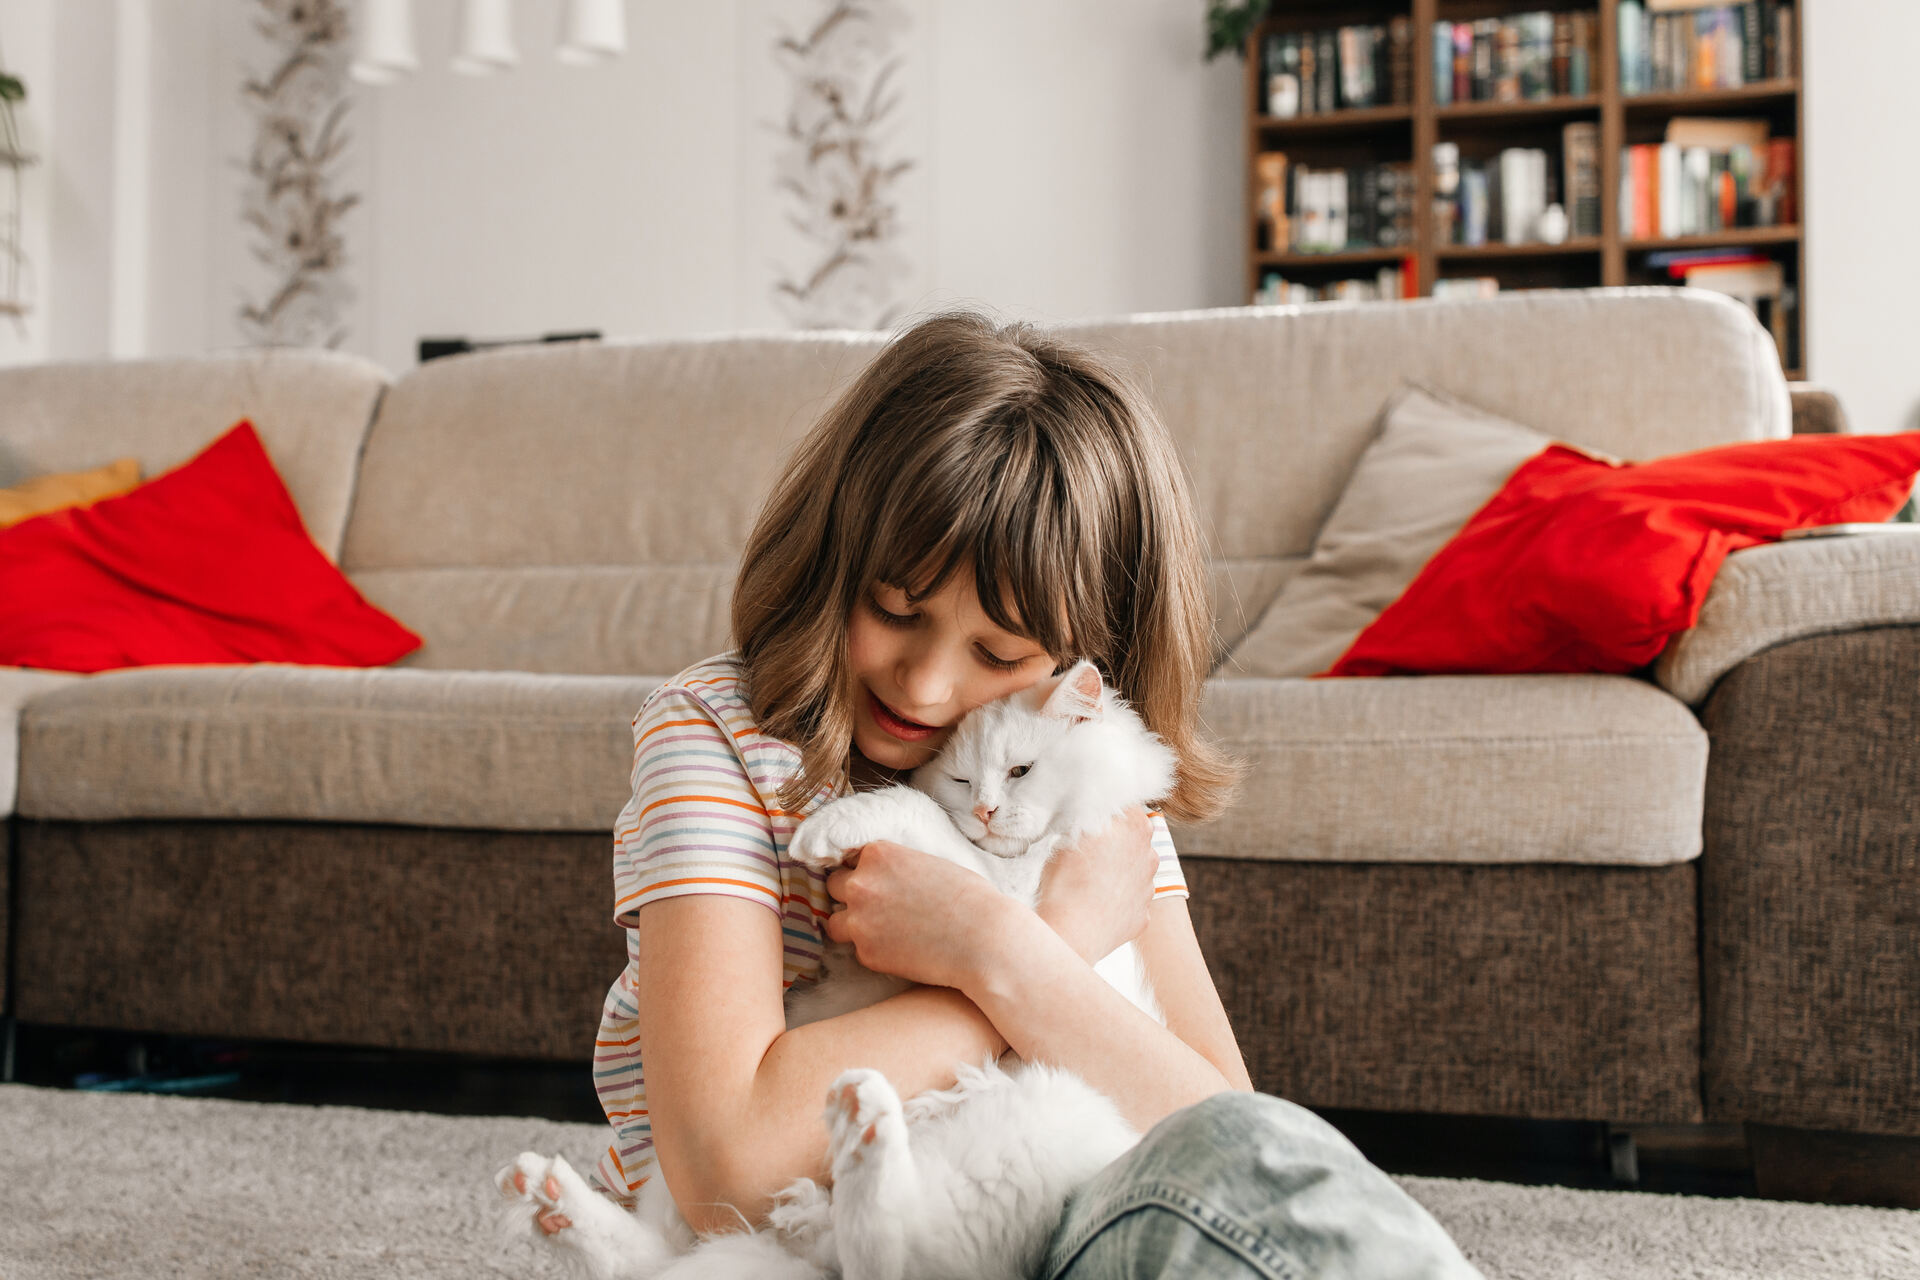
[789,788,951,873]
[824,1069,920,1280]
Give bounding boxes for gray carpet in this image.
[3,1083,1917,1279]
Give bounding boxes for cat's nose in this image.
[972,803,996,827]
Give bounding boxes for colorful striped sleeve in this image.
[1149,811,1189,900]
[611,684,783,928]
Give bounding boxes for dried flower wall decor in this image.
[0,54,32,319]
[238,0,359,348]
[769,0,917,330]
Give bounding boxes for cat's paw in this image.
[823,1068,906,1183]
[496,1151,583,1238]
[494,1153,673,1278]
[788,804,871,872]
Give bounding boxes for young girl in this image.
[523,311,1483,1279]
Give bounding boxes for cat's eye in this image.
[950,776,968,786]
[1008,764,1031,779]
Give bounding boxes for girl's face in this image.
[846,567,1057,773]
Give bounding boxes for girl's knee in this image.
[1144,1090,1362,1167]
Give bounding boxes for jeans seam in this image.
[1045,1180,1307,1280]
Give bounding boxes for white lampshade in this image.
[557,0,627,65]
[350,0,418,85]
[452,0,520,75]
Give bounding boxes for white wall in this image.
[1803,3,1920,434]
[2,0,1912,441]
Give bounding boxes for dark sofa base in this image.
[11,819,1703,1125]
[1184,857,1702,1124]
[1700,624,1920,1139]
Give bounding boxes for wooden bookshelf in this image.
[1244,0,1807,375]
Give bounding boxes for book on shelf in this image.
[1254,152,1289,252]
[1617,0,1794,94]
[1434,11,1594,106]
[1257,260,1413,306]
[1432,144,1560,247]
[1679,258,1793,365]
[1263,18,1411,117]
[1563,122,1603,239]
[1618,127,1794,238]
[1260,152,1416,254]
[1432,277,1501,300]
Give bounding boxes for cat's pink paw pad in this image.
[824,1068,904,1178]
[495,1152,588,1237]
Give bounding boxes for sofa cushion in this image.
[1655,532,1920,705]
[1,669,81,816]
[0,349,387,559]
[1229,385,1558,679]
[1167,674,1706,866]
[0,457,141,528]
[337,333,888,675]
[0,422,423,673]
[16,666,658,831]
[334,291,1786,676]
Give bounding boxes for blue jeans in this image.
[1044,1092,1485,1280]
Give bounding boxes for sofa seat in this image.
[17,665,1708,863]
[1,669,82,816]
[1173,673,1707,866]
[16,665,660,832]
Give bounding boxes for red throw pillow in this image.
[1324,432,1920,678]
[0,420,422,673]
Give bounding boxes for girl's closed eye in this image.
[864,589,1030,671]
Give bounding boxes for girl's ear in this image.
[1040,659,1104,723]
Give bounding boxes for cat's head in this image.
[913,659,1167,858]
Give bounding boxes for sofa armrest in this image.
[1788,382,1849,435]
[1697,623,1920,1139]
[1654,533,1920,706]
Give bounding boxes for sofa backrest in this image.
[343,288,1790,676]
[0,349,389,559]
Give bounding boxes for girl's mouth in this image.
[867,691,941,743]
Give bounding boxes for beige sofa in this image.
[4,290,1916,1174]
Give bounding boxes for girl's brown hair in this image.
[732,309,1240,822]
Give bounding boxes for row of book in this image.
[1618,1,1794,94]
[1251,268,1506,307]
[1432,12,1597,106]
[1255,264,1413,306]
[1262,20,1413,117]
[1619,119,1796,239]
[1432,134,1601,250]
[1254,155,1416,254]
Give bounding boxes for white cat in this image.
[498,660,1177,1280]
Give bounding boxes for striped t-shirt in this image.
[589,651,1188,1203]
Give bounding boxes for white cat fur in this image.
[499,660,1178,1280]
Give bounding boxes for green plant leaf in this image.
[1206,0,1271,61]
[0,73,24,103]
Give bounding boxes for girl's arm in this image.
[823,817,1248,1136]
[959,895,1244,1134]
[632,884,1013,1234]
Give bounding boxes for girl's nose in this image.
[973,803,997,826]
[895,651,954,711]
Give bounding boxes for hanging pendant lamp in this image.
[452,0,519,75]
[349,0,418,85]
[557,0,627,65]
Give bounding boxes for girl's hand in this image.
[1035,806,1157,964]
[823,841,1015,991]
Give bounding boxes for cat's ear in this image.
[1040,660,1104,723]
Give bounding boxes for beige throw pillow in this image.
[1229,385,1560,678]
[0,457,143,529]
